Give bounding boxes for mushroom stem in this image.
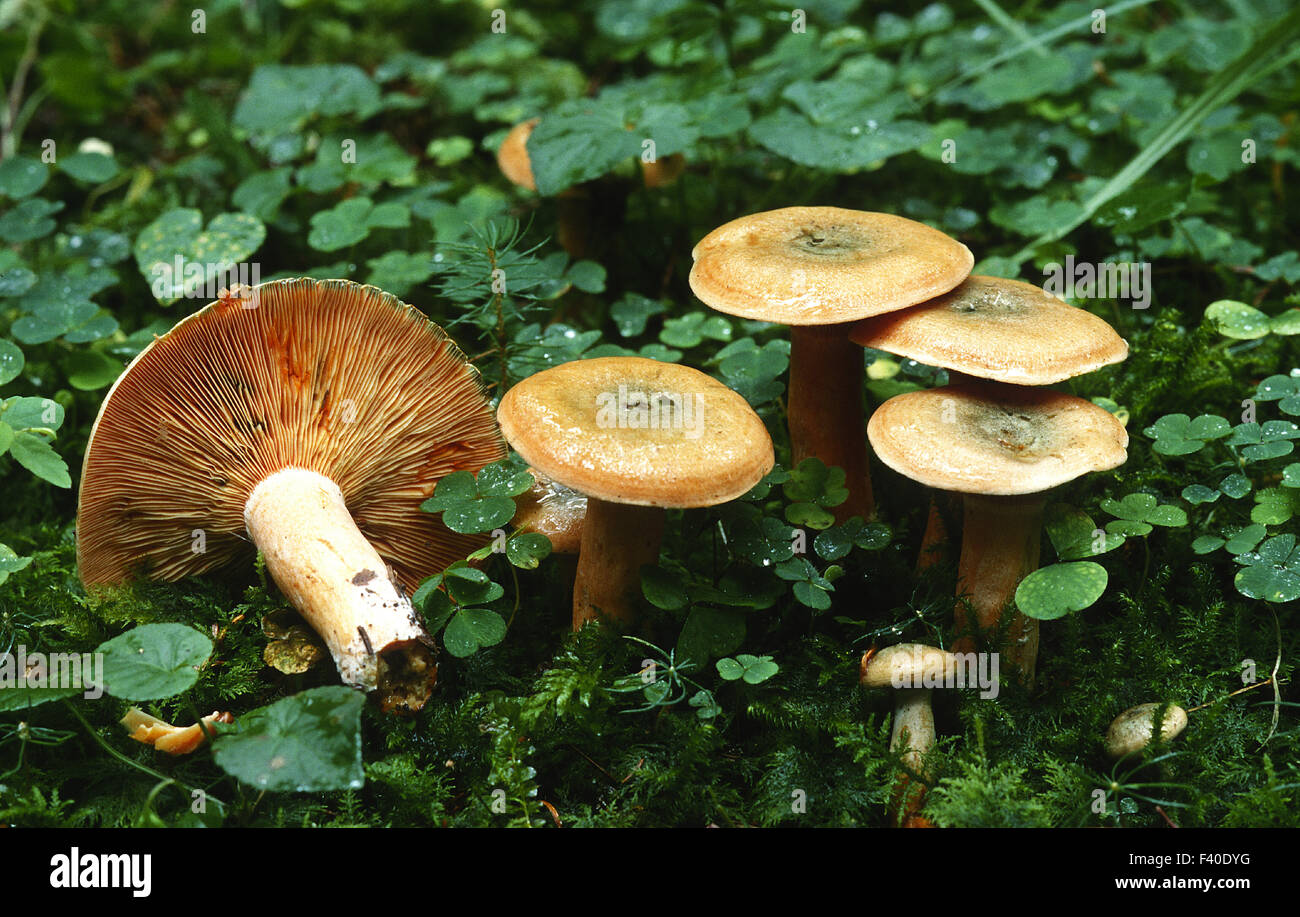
[889,687,936,825]
[572,498,665,631]
[788,324,873,521]
[916,496,954,571]
[244,468,437,712]
[953,493,1045,682]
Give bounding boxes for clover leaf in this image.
[1015,561,1109,620]
[1226,420,1300,462]
[1100,493,1188,537]
[1142,413,1231,455]
[1233,533,1300,602]
[1044,503,1125,559]
[420,462,533,534]
[716,654,779,684]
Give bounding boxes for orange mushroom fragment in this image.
[121,708,235,755]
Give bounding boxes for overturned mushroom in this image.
[690,207,972,521]
[867,382,1128,681]
[498,356,773,630]
[77,279,505,712]
[121,708,235,755]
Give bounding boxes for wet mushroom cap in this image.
[497,118,539,191]
[77,278,506,591]
[497,356,774,507]
[850,275,1129,384]
[860,643,959,689]
[512,466,587,553]
[1105,702,1189,758]
[688,206,973,325]
[867,382,1129,496]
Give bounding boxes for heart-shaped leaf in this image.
[212,686,364,792]
[1015,562,1109,620]
[93,623,213,700]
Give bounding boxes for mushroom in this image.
[860,643,958,825]
[497,118,540,192]
[121,708,235,755]
[77,279,506,712]
[512,467,587,554]
[640,153,686,189]
[850,275,1129,386]
[1105,703,1189,759]
[497,356,773,630]
[867,382,1128,681]
[853,275,1129,571]
[689,207,972,521]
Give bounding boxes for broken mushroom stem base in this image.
[788,324,874,522]
[572,498,665,631]
[953,493,1044,684]
[244,467,437,712]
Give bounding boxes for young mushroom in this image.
[497,356,773,630]
[867,382,1128,682]
[77,279,506,712]
[1105,703,1189,760]
[689,207,972,521]
[860,643,959,826]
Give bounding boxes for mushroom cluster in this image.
[689,207,973,521]
[77,279,505,713]
[855,275,1130,682]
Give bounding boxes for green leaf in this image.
[59,152,119,183]
[441,496,516,533]
[7,433,70,488]
[749,105,929,170]
[610,293,665,337]
[506,533,552,569]
[0,198,63,242]
[442,609,508,657]
[0,340,24,386]
[133,208,266,305]
[62,350,123,390]
[93,623,213,700]
[1206,300,1270,339]
[1,395,64,431]
[1143,413,1231,455]
[677,607,745,663]
[0,156,49,198]
[716,653,779,684]
[0,543,33,587]
[1015,562,1108,620]
[476,462,534,497]
[641,565,689,611]
[783,458,849,508]
[234,64,382,137]
[1045,503,1124,559]
[212,686,365,792]
[660,312,732,349]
